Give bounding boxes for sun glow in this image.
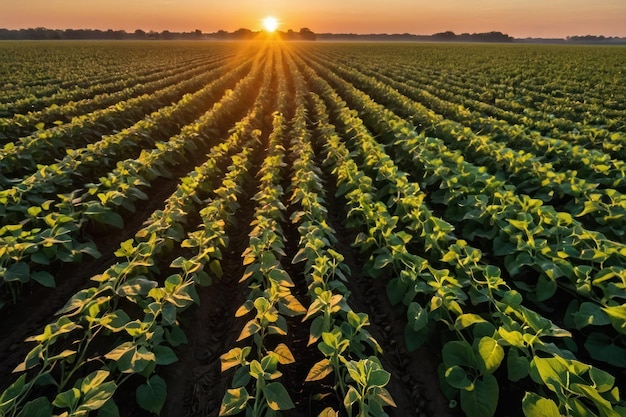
[262,16,279,32]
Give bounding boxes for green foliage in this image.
[2,40,626,417]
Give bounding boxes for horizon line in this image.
[1,26,625,40]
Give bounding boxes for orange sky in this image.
[1,0,625,38]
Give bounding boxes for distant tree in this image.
[566,35,607,43]
[433,30,457,40]
[160,30,173,40]
[134,29,147,39]
[299,27,316,40]
[214,30,228,39]
[232,28,254,40]
[283,29,296,40]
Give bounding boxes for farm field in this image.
[1,39,626,417]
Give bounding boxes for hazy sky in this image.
[1,0,625,38]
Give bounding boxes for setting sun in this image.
[262,16,279,32]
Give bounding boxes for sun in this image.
[262,16,279,32]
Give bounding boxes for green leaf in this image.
[498,327,525,348]
[84,204,124,228]
[101,310,131,332]
[569,384,614,416]
[219,387,250,416]
[77,242,101,259]
[522,392,561,417]
[5,262,30,283]
[386,277,407,306]
[507,349,530,382]
[162,303,177,326]
[195,270,212,286]
[165,325,187,347]
[531,356,568,393]
[232,366,251,388]
[31,271,56,288]
[407,302,428,332]
[154,345,178,366]
[0,374,27,408]
[455,314,487,330]
[268,268,294,287]
[97,399,120,417]
[459,374,499,417]
[117,277,158,297]
[18,397,52,417]
[368,368,391,388]
[442,340,476,368]
[601,305,626,334]
[79,381,116,412]
[588,366,616,394]
[209,260,222,278]
[136,375,166,415]
[444,365,474,390]
[53,388,81,410]
[477,337,504,374]
[80,370,110,394]
[534,275,557,302]
[585,332,626,368]
[405,325,428,351]
[574,303,610,329]
[263,382,295,411]
[343,385,360,411]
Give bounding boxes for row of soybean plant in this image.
[0,43,223,120]
[343,50,626,189]
[356,57,626,237]
[287,51,396,417]
[0,50,230,141]
[336,46,626,161]
[341,44,625,139]
[302,44,626,373]
[304,47,626,242]
[0,48,271,417]
[0,52,259,307]
[219,47,304,415]
[295,50,626,417]
[0,52,244,176]
[219,46,395,417]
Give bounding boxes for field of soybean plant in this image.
[1,40,625,417]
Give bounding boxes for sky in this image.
[1,0,625,39]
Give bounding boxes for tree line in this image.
[0,27,317,41]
